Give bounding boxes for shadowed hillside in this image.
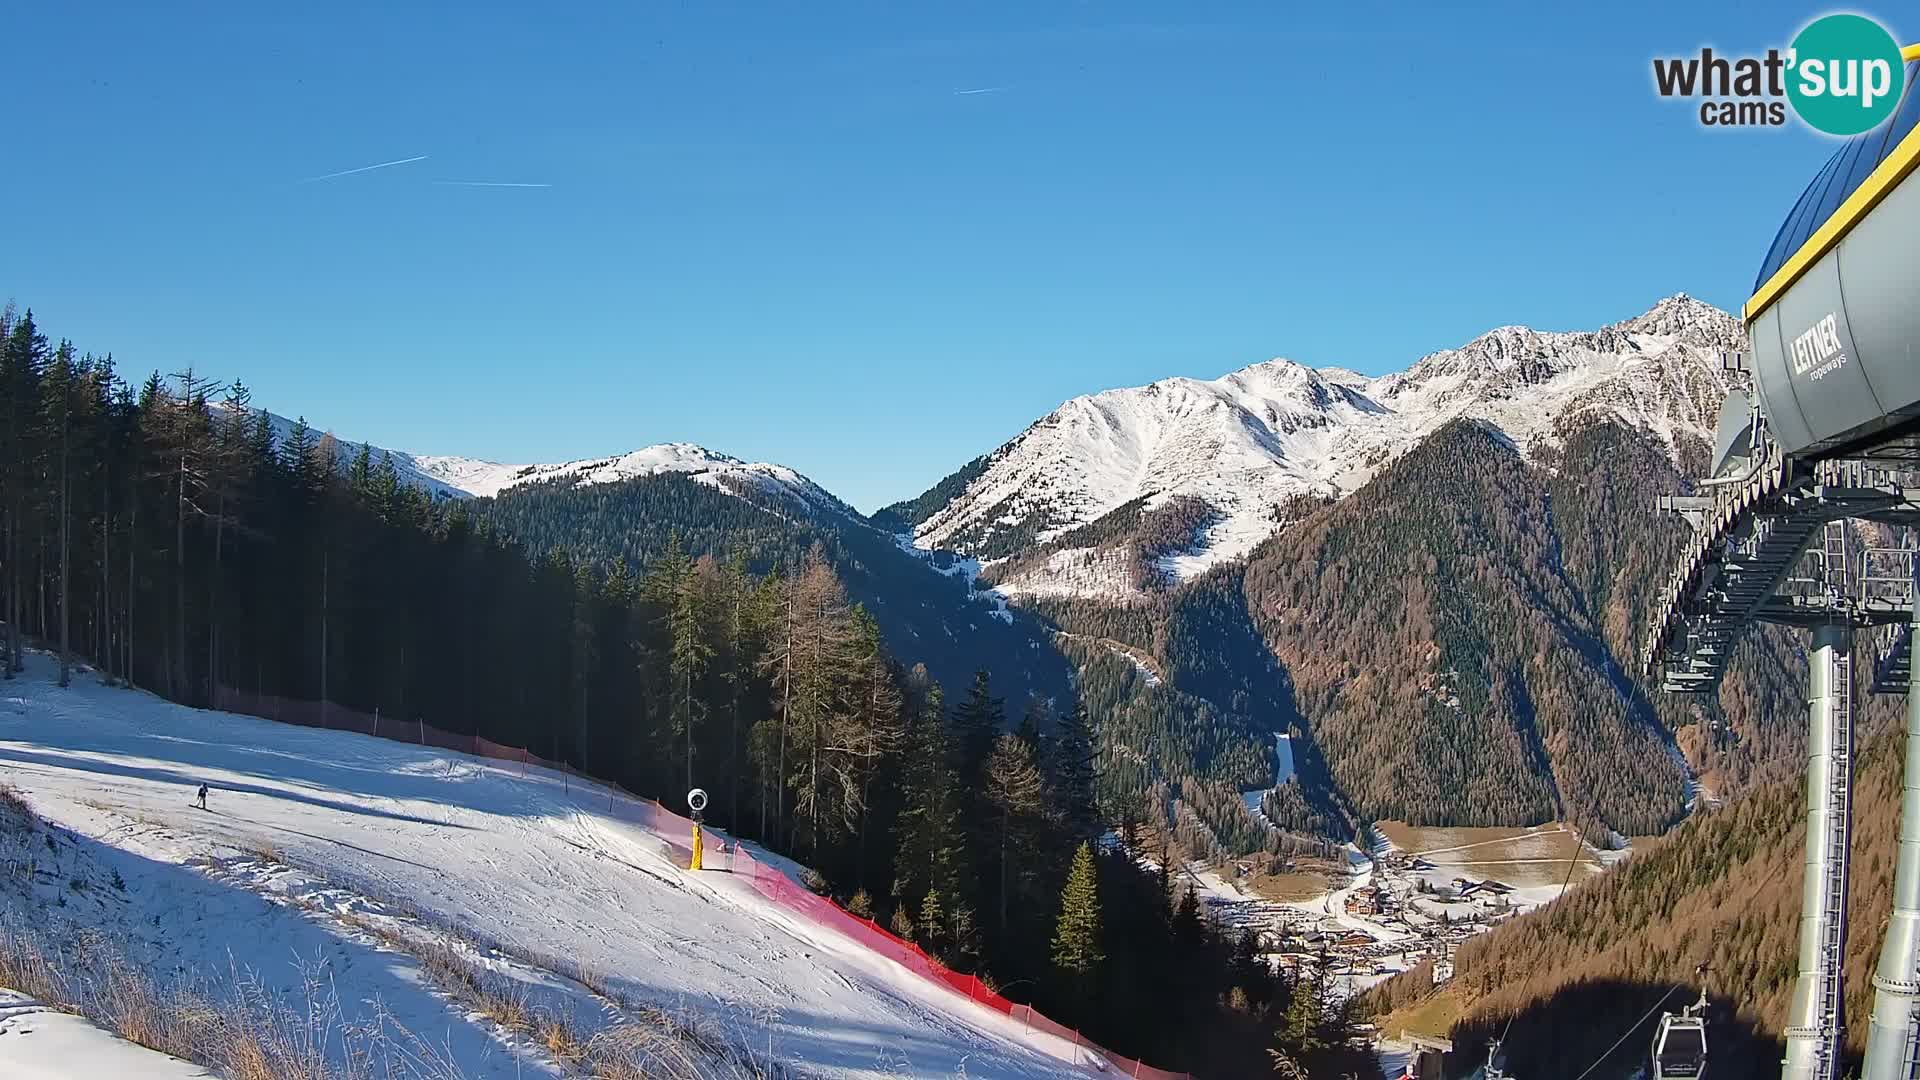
[1368,708,1913,1077]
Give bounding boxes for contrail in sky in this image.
[431,180,554,188]
[300,155,429,183]
[954,87,1004,95]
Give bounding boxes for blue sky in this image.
[0,2,1887,510]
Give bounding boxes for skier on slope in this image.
[196,783,208,811]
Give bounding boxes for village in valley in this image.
[1173,820,1614,1001]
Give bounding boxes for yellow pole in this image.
[691,822,704,871]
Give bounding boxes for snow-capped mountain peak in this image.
[405,442,852,517]
[224,406,850,520]
[905,295,1739,600]
[1616,292,1744,349]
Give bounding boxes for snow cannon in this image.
[687,787,708,871]
[1744,44,1920,461]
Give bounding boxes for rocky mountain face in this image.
[892,295,1742,603]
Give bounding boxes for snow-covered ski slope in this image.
[0,656,1107,1079]
[0,989,211,1079]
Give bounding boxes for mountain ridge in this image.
[893,294,1742,602]
[228,407,853,522]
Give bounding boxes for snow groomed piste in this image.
[210,685,1195,1080]
[1646,41,1920,1080]
[1,659,1176,1080]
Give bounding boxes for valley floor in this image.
[1176,820,1625,1078]
[0,654,1108,1079]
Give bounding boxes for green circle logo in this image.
[1787,14,1906,135]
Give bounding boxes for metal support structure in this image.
[1483,1039,1513,1080]
[1863,593,1920,1080]
[1646,115,1920,1069]
[1784,604,1856,1080]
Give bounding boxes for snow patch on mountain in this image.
[987,547,1140,601]
[914,295,1739,598]
[891,534,1015,624]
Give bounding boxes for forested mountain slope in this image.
[1367,715,1912,1078]
[470,472,1072,707]
[1238,412,1877,838]
[1034,563,1350,860]
[1243,418,1688,835]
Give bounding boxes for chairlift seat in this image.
[1652,1013,1707,1078]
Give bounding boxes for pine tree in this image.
[142,368,218,701]
[280,417,315,488]
[950,669,1004,787]
[1018,696,1047,750]
[786,547,857,858]
[347,441,373,495]
[850,606,903,890]
[1173,883,1204,948]
[985,732,1045,935]
[1,311,50,676]
[1233,927,1274,1008]
[1274,974,1335,1059]
[893,667,961,923]
[1052,841,1105,988]
[41,343,76,686]
[571,559,600,769]
[371,451,401,516]
[204,380,254,697]
[718,551,755,830]
[1046,702,1101,844]
[758,563,797,843]
[666,553,712,792]
[949,668,1005,919]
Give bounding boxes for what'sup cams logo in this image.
[1653,13,1907,134]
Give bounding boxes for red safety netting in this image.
[210,686,1191,1079]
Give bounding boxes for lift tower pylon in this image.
[1784,521,1855,1080]
[1650,454,1918,1080]
[1862,568,1920,1079]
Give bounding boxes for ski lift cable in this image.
[1493,823,1591,1049]
[1568,984,1684,1080]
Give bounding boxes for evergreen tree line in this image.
[469,468,1075,714]
[0,306,1328,1075]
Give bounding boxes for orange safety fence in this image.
[210,686,1191,1080]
